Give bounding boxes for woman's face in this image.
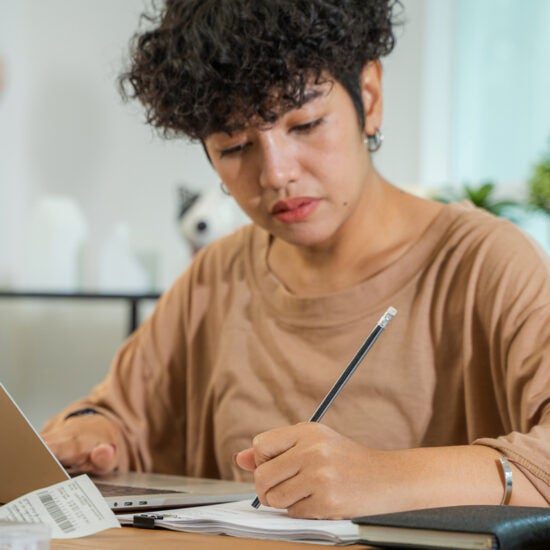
[204,76,377,249]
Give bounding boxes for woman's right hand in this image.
[41,414,119,475]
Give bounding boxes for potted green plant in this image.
[526,141,550,250]
[433,180,522,220]
[527,142,550,215]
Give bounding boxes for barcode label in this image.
[38,492,76,533]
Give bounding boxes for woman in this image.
[42,0,550,519]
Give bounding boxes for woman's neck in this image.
[267,180,443,297]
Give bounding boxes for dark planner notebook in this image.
[352,505,550,550]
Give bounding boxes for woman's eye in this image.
[292,118,324,133]
[219,142,250,158]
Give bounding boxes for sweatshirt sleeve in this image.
[470,220,550,501]
[42,273,190,474]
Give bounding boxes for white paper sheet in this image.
[0,475,120,539]
[118,500,358,545]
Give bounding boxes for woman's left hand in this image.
[235,422,400,519]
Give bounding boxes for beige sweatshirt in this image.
[44,202,550,501]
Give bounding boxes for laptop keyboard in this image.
[94,483,186,497]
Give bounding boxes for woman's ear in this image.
[360,61,383,135]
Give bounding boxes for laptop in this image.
[0,383,254,511]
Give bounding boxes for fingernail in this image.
[232,452,239,465]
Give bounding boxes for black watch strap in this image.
[64,408,99,420]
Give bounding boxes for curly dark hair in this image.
[120,0,403,140]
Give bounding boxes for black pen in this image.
[250,306,398,509]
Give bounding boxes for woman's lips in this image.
[271,197,320,223]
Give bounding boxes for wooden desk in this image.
[51,526,369,549]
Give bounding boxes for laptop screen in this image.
[0,383,69,504]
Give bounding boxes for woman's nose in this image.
[257,133,300,190]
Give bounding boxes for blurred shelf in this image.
[0,290,162,335]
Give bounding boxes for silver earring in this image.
[365,128,384,153]
[220,181,231,196]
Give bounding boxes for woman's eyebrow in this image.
[209,88,330,141]
[300,88,327,105]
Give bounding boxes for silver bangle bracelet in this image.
[498,456,513,505]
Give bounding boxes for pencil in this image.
[251,306,397,509]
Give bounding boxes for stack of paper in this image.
[118,500,359,545]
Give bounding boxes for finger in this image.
[59,441,117,475]
[235,448,256,471]
[43,414,119,471]
[89,444,117,474]
[252,425,303,466]
[254,448,301,505]
[261,464,310,510]
[44,432,95,468]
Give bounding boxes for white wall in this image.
[0,0,222,425]
[0,0,222,293]
[377,0,426,185]
[452,0,550,185]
